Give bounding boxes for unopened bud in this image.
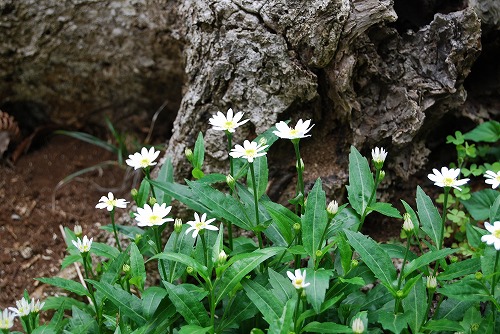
[131,188,138,199]
[148,197,157,206]
[426,275,437,290]
[378,170,386,181]
[450,256,458,263]
[396,290,404,298]
[475,271,483,280]
[226,174,236,190]
[402,213,414,234]
[74,225,83,237]
[327,200,339,218]
[351,259,359,268]
[293,223,301,231]
[186,266,195,275]
[258,137,267,146]
[185,148,194,162]
[296,158,305,171]
[315,250,323,258]
[352,318,365,334]
[174,218,183,233]
[218,250,228,265]
[122,264,130,273]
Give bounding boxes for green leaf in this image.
[193,132,205,169]
[305,269,332,314]
[268,268,295,304]
[36,277,90,297]
[402,277,426,334]
[435,298,475,321]
[217,292,258,332]
[402,248,455,278]
[302,178,328,262]
[301,321,352,333]
[346,146,374,216]
[54,130,118,154]
[141,287,168,319]
[67,306,99,334]
[416,186,442,247]
[242,278,283,324]
[422,319,465,332]
[101,250,128,285]
[261,200,297,245]
[61,254,81,269]
[334,233,353,276]
[43,296,92,313]
[148,180,209,214]
[164,282,210,327]
[438,277,491,302]
[187,181,253,230]
[247,156,268,199]
[163,224,196,282]
[344,230,396,293]
[446,131,465,145]
[215,247,282,305]
[150,252,209,282]
[88,280,146,325]
[463,120,500,143]
[191,168,205,179]
[460,306,482,334]
[489,193,500,222]
[178,325,211,334]
[130,243,146,292]
[462,189,499,221]
[438,258,481,281]
[153,156,174,205]
[136,179,151,207]
[327,208,360,238]
[378,311,409,334]
[368,202,401,218]
[90,241,121,260]
[467,224,487,249]
[268,297,296,334]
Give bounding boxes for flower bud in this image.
[130,188,138,200]
[426,275,437,290]
[351,259,359,268]
[258,137,267,146]
[226,174,236,191]
[293,223,301,231]
[173,218,182,233]
[148,197,157,206]
[327,200,339,218]
[450,256,458,263]
[185,148,194,163]
[74,225,83,237]
[402,213,414,234]
[315,250,323,258]
[296,158,305,171]
[352,318,365,334]
[122,264,130,273]
[371,147,387,170]
[475,271,483,280]
[396,290,404,298]
[186,266,195,275]
[378,170,386,181]
[218,250,228,265]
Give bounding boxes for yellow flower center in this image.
[140,158,150,167]
[496,175,500,182]
[244,149,256,158]
[494,230,500,239]
[295,278,303,285]
[442,177,455,187]
[107,199,117,206]
[290,128,299,136]
[150,215,160,224]
[195,221,204,230]
[224,121,234,129]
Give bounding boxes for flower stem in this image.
[492,251,500,297]
[226,132,234,251]
[395,233,412,313]
[359,169,380,231]
[439,187,450,250]
[293,141,305,215]
[249,162,263,249]
[110,209,122,252]
[144,168,157,200]
[83,253,102,333]
[153,226,168,282]
[201,232,209,266]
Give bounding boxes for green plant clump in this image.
[2,113,499,334]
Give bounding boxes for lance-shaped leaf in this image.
[36,277,90,297]
[130,243,146,292]
[438,258,481,281]
[268,268,295,304]
[438,276,491,302]
[346,146,374,216]
[150,252,209,282]
[402,248,455,278]
[344,230,396,293]
[262,200,297,245]
[305,269,332,314]
[148,180,209,214]
[242,278,283,324]
[402,277,426,334]
[301,321,352,333]
[164,282,210,327]
[247,156,268,199]
[268,296,296,334]
[302,178,328,262]
[154,156,174,205]
[461,189,498,221]
[215,247,282,305]
[88,280,146,325]
[416,186,442,248]
[217,291,258,332]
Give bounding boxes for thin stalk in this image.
[226,132,234,250]
[201,232,209,266]
[492,251,500,331]
[169,231,181,282]
[293,290,302,333]
[249,162,263,249]
[110,209,122,252]
[359,169,380,231]
[144,168,157,200]
[293,141,305,214]
[395,234,412,313]
[439,187,450,250]
[83,253,102,334]
[153,226,168,282]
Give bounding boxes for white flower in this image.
[484,170,500,189]
[402,212,414,233]
[30,298,44,313]
[287,269,311,289]
[135,203,173,227]
[95,192,129,211]
[352,317,365,334]
[327,200,339,216]
[426,275,437,289]
[9,297,31,317]
[72,235,93,253]
[273,119,314,140]
[0,309,15,329]
[229,140,268,163]
[481,221,500,250]
[427,167,469,191]
[126,147,160,170]
[185,212,219,238]
[209,108,249,133]
[371,147,388,164]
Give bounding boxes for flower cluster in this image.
[8,297,44,317]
